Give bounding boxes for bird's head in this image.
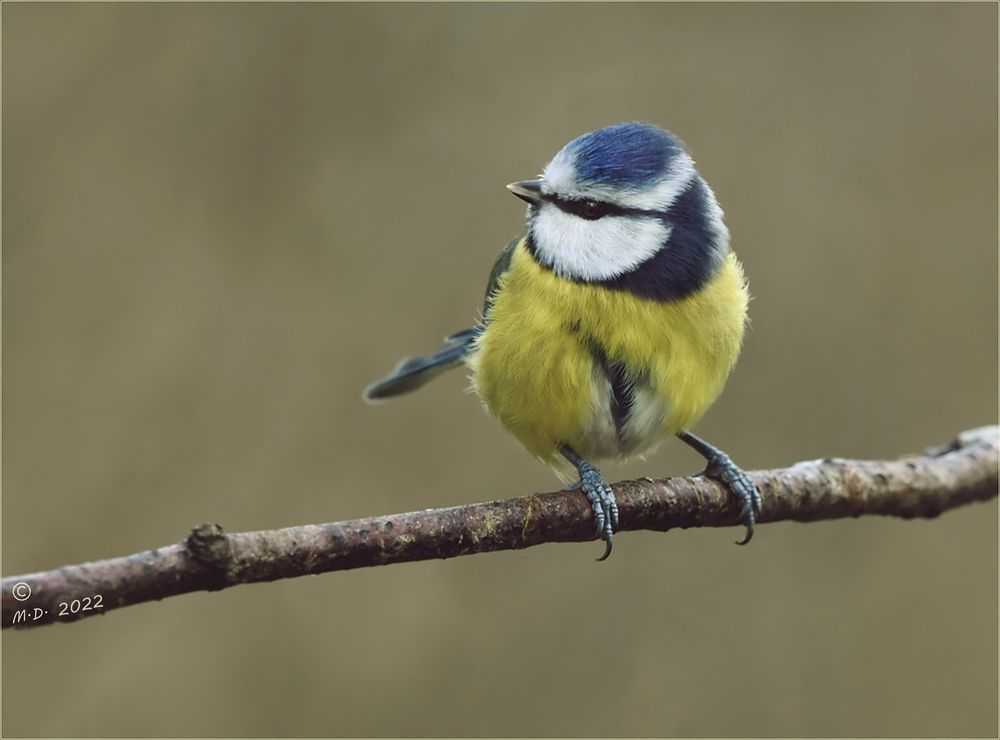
[508,121,729,299]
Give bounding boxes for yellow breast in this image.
[468,239,748,465]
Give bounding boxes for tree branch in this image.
[4,426,997,630]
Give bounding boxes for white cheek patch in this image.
[531,205,669,281]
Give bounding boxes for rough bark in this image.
[4,426,996,630]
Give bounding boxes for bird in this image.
[364,121,760,560]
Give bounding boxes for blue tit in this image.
[365,121,759,560]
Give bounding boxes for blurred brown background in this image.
[3,3,997,737]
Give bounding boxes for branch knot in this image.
[2,426,996,629]
[185,523,233,584]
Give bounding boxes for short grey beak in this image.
[506,179,544,205]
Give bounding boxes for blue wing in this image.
[363,237,520,402]
[363,328,481,401]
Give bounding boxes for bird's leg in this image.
[678,431,761,545]
[560,445,619,561]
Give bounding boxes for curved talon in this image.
[700,447,761,546]
[678,432,763,546]
[596,537,613,561]
[735,518,754,546]
[734,494,758,545]
[561,445,619,562]
[588,483,617,560]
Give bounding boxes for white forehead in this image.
[542,148,697,212]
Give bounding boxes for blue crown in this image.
[561,122,685,189]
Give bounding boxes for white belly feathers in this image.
[579,363,669,461]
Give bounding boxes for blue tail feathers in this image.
[363,327,482,402]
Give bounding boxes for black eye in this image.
[570,199,605,220]
[550,196,610,220]
[579,200,603,220]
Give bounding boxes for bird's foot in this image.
[564,452,619,561]
[703,452,761,545]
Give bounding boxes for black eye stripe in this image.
[542,193,667,220]
[557,197,605,220]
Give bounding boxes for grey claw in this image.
[561,446,621,560]
[704,452,760,546]
[596,538,613,562]
[570,463,619,561]
[734,519,754,546]
[733,480,757,545]
[592,505,606,539]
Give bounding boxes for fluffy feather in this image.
[529,205,670,281]
[468,241,749,467]
[365,122,749,484]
